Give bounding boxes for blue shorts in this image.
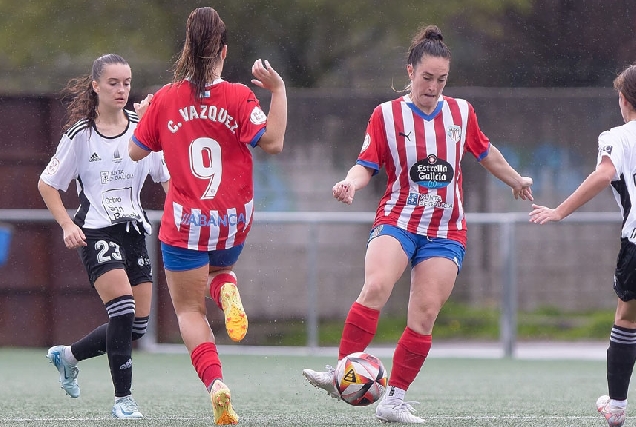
[368,224,465,272]
[161,242,244,272]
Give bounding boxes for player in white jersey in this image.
[303,25,532,424]
[37,54,169,419]
[530,64,636,427]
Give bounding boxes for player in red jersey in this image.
[303,25,532,424]
[129,7,286,425]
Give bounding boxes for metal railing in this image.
[0,209,621,357]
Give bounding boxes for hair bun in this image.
[424,26,443,41]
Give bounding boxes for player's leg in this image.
[123,227,153,343]
[303,225,410,400]
[204,244,247,342]
[376,237,463,424]
[599,240,636,427]
[94,268,142,419]
[162,243,238,425]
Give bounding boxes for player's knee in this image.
[131,316,149,341]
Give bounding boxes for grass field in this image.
[0,347,614,426]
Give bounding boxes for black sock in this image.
[70,324,107,362]
[132,316,149,341]
[607,325,636,401]
[105,295,135,398]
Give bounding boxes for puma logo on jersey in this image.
[89,152,101,162]
[399,131,411,141]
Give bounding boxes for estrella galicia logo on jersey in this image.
[599,145,613,155]
[447,125,461,143]
[409,154,453,189]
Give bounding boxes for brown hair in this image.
[173,7,227,100]
[407,25,451,66]
[614,64,636,109]
[61,54,128,132]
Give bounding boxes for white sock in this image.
[62,345,78,365]
[383,386,406,403]
[610,399,627,409]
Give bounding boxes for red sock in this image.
[389,327,431,391]
[191,342,222,390]
[209,272,237,310]
[338,302,380,360]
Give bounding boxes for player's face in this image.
[408,55,449,114]
[92,63,132,112]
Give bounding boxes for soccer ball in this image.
[333,352,388,406]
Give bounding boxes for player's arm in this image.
[251,59,287,154]
[161,179,170,194]
[333,164,374,205]
[129,137,151,162]
[480,144,533,200]
[530,156,615,224]
[37,179,86,248]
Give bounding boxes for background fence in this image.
[0,87,625,353]
[0,209,622,357]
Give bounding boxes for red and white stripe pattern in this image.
[359,94,489,246]
[166,199,254,251]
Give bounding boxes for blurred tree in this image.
[450,0,636,87]
[0,0,530,92]
[3,0,634,90]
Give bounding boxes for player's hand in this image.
[333,180,355,204]
[513,176,533,201]
[133,94,153,120]
[62,222,86,249]
[251,59,285,93]
[529,203,563,224]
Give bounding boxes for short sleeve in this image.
[356,105,386,174]
[39,134,78,192]
[132,88,164,152]
[465,104,491,161]
[148,151,170,183]
[598,130,622,180]
[237,88,268,148]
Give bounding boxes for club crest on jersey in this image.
[113,148,123,163]
[409,154,453,189]
[447,125,461,143]
[361,133,371,152]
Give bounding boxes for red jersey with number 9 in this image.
[132,79,267,251]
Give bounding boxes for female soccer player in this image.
[38,53,170,418]
[302,25,533,424]
[530,64,636,427]
[129,7,287,425]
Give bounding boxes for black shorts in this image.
[78,222,152,287]
[614,238,636,302]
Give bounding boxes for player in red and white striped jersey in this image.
[303,25,532,424]
[129,7,287,425]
